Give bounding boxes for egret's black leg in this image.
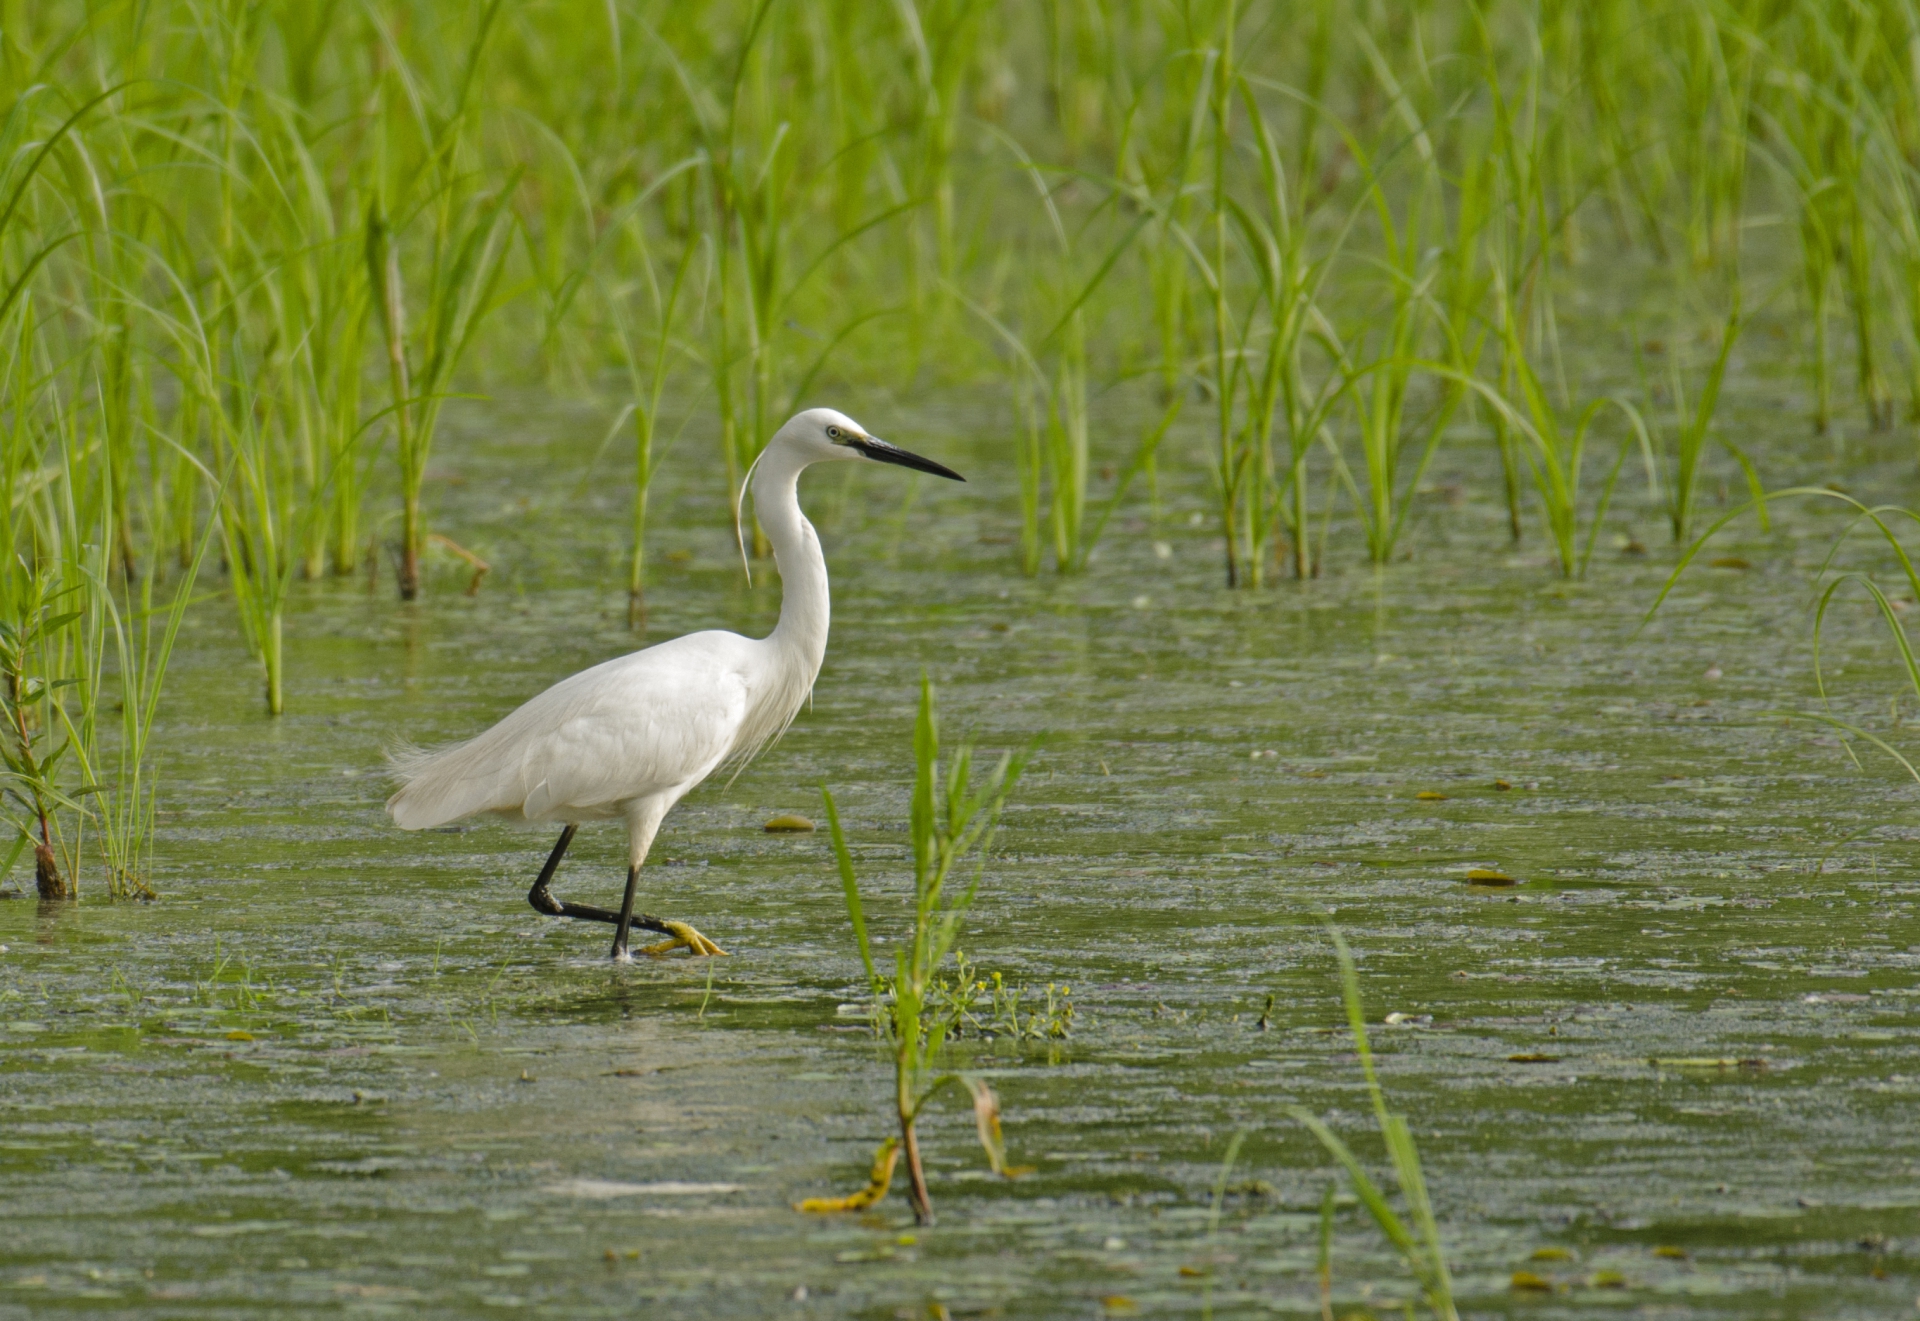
[611,865,641,959]
[526,826,577,914]
[526,826,673,936]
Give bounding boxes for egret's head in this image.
[778,407,965,481]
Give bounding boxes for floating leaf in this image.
[224,1031,254,1042]
[763,814,816,832]
[1466,868,1518,886]
[794,1137,899,1213]
[1648,1057,1766,1072]
[1531,1247,1574,1262]
[1493,779,1513,790]
[1708,556,1751,570]
[1589,1270,1628,1288]
[1652,1246,1688,1260]
[1415,790,1448,801]
[1510,1270,1554,1291]
[1508,1052,1561,1064]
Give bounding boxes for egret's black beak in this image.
[850,435,965,481]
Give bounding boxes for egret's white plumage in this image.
[385,408,963,958]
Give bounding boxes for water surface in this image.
[2,377,1917,1319]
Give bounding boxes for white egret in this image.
[386,408,963,959]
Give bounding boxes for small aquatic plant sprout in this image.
[1652,490,1920,781]
[1289,928,1457,1321]
[385,409,962,960]
[814,675,1032,1226]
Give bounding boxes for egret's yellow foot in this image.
[641,920,727,957]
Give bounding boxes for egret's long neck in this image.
[750,447,830,673]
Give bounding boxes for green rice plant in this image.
[364,0,518,601]
[816,674,1032,1225]
[0,573,94,901]
[0,295,195,900]
[652,2,917,553]
[1672,1,1756,271]
[606,223,698,629]
[1488,271,1658,579]
[1800,7,1890,430]
[1651,294,1744,545]
[1198,3,1251,586]
[80,516,215,898]
[257,95,374,580]
[895,0,988,295]
[1219,76,1352,580]
[1169,11,1343,586]
[1652,490,1920,781]
[1856,58,1920,426]
[1287,927,1457,1321]
[0,335,105,899]
[1574,0,1672,259]
[1757,71,1845,435]
[1470,6,1554,547]
[953,135,1144,574]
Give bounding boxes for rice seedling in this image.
[1217,74,1352,580]
[363,0,519,600]
[1196,1,1255,587]
[953,136,1143,574]
[1487,272,1659,579]
[81,491,217,897]
[1673,1,1756,272]
[813,674,1032,1224]
[605,214,699,628]
[1758,54,1847,435]
[1287,927,1457,1321]
[1650,294,1744,546]
[1472,7,1562,547]
[1653,490,1920,781]
[0,570,94,901]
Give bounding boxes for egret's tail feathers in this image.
[385,736,512,831]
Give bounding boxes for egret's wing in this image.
[517,668,749,818]
[386,632,755,829]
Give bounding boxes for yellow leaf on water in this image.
[1178,1265,1205,1278]
[1508,1052,1561,1063]
[794,1137,899,1213]
[763,814,816,832]
[1590,1270,1628,1288]
[225,1031,254,1042]
[1101,1298,1138,1315]
[1510,1271,1554,1291]
[1493,779,1513,790]
[1415,790,1448,801]
[1531,1247,1574,1261]
[1467,868,1519,886]
[1652,1246,1689,1260]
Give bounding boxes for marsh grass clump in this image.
[813,675,1033,1225]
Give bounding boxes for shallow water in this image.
[2,376,1918,1319]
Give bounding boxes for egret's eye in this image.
[826,425,842,440]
